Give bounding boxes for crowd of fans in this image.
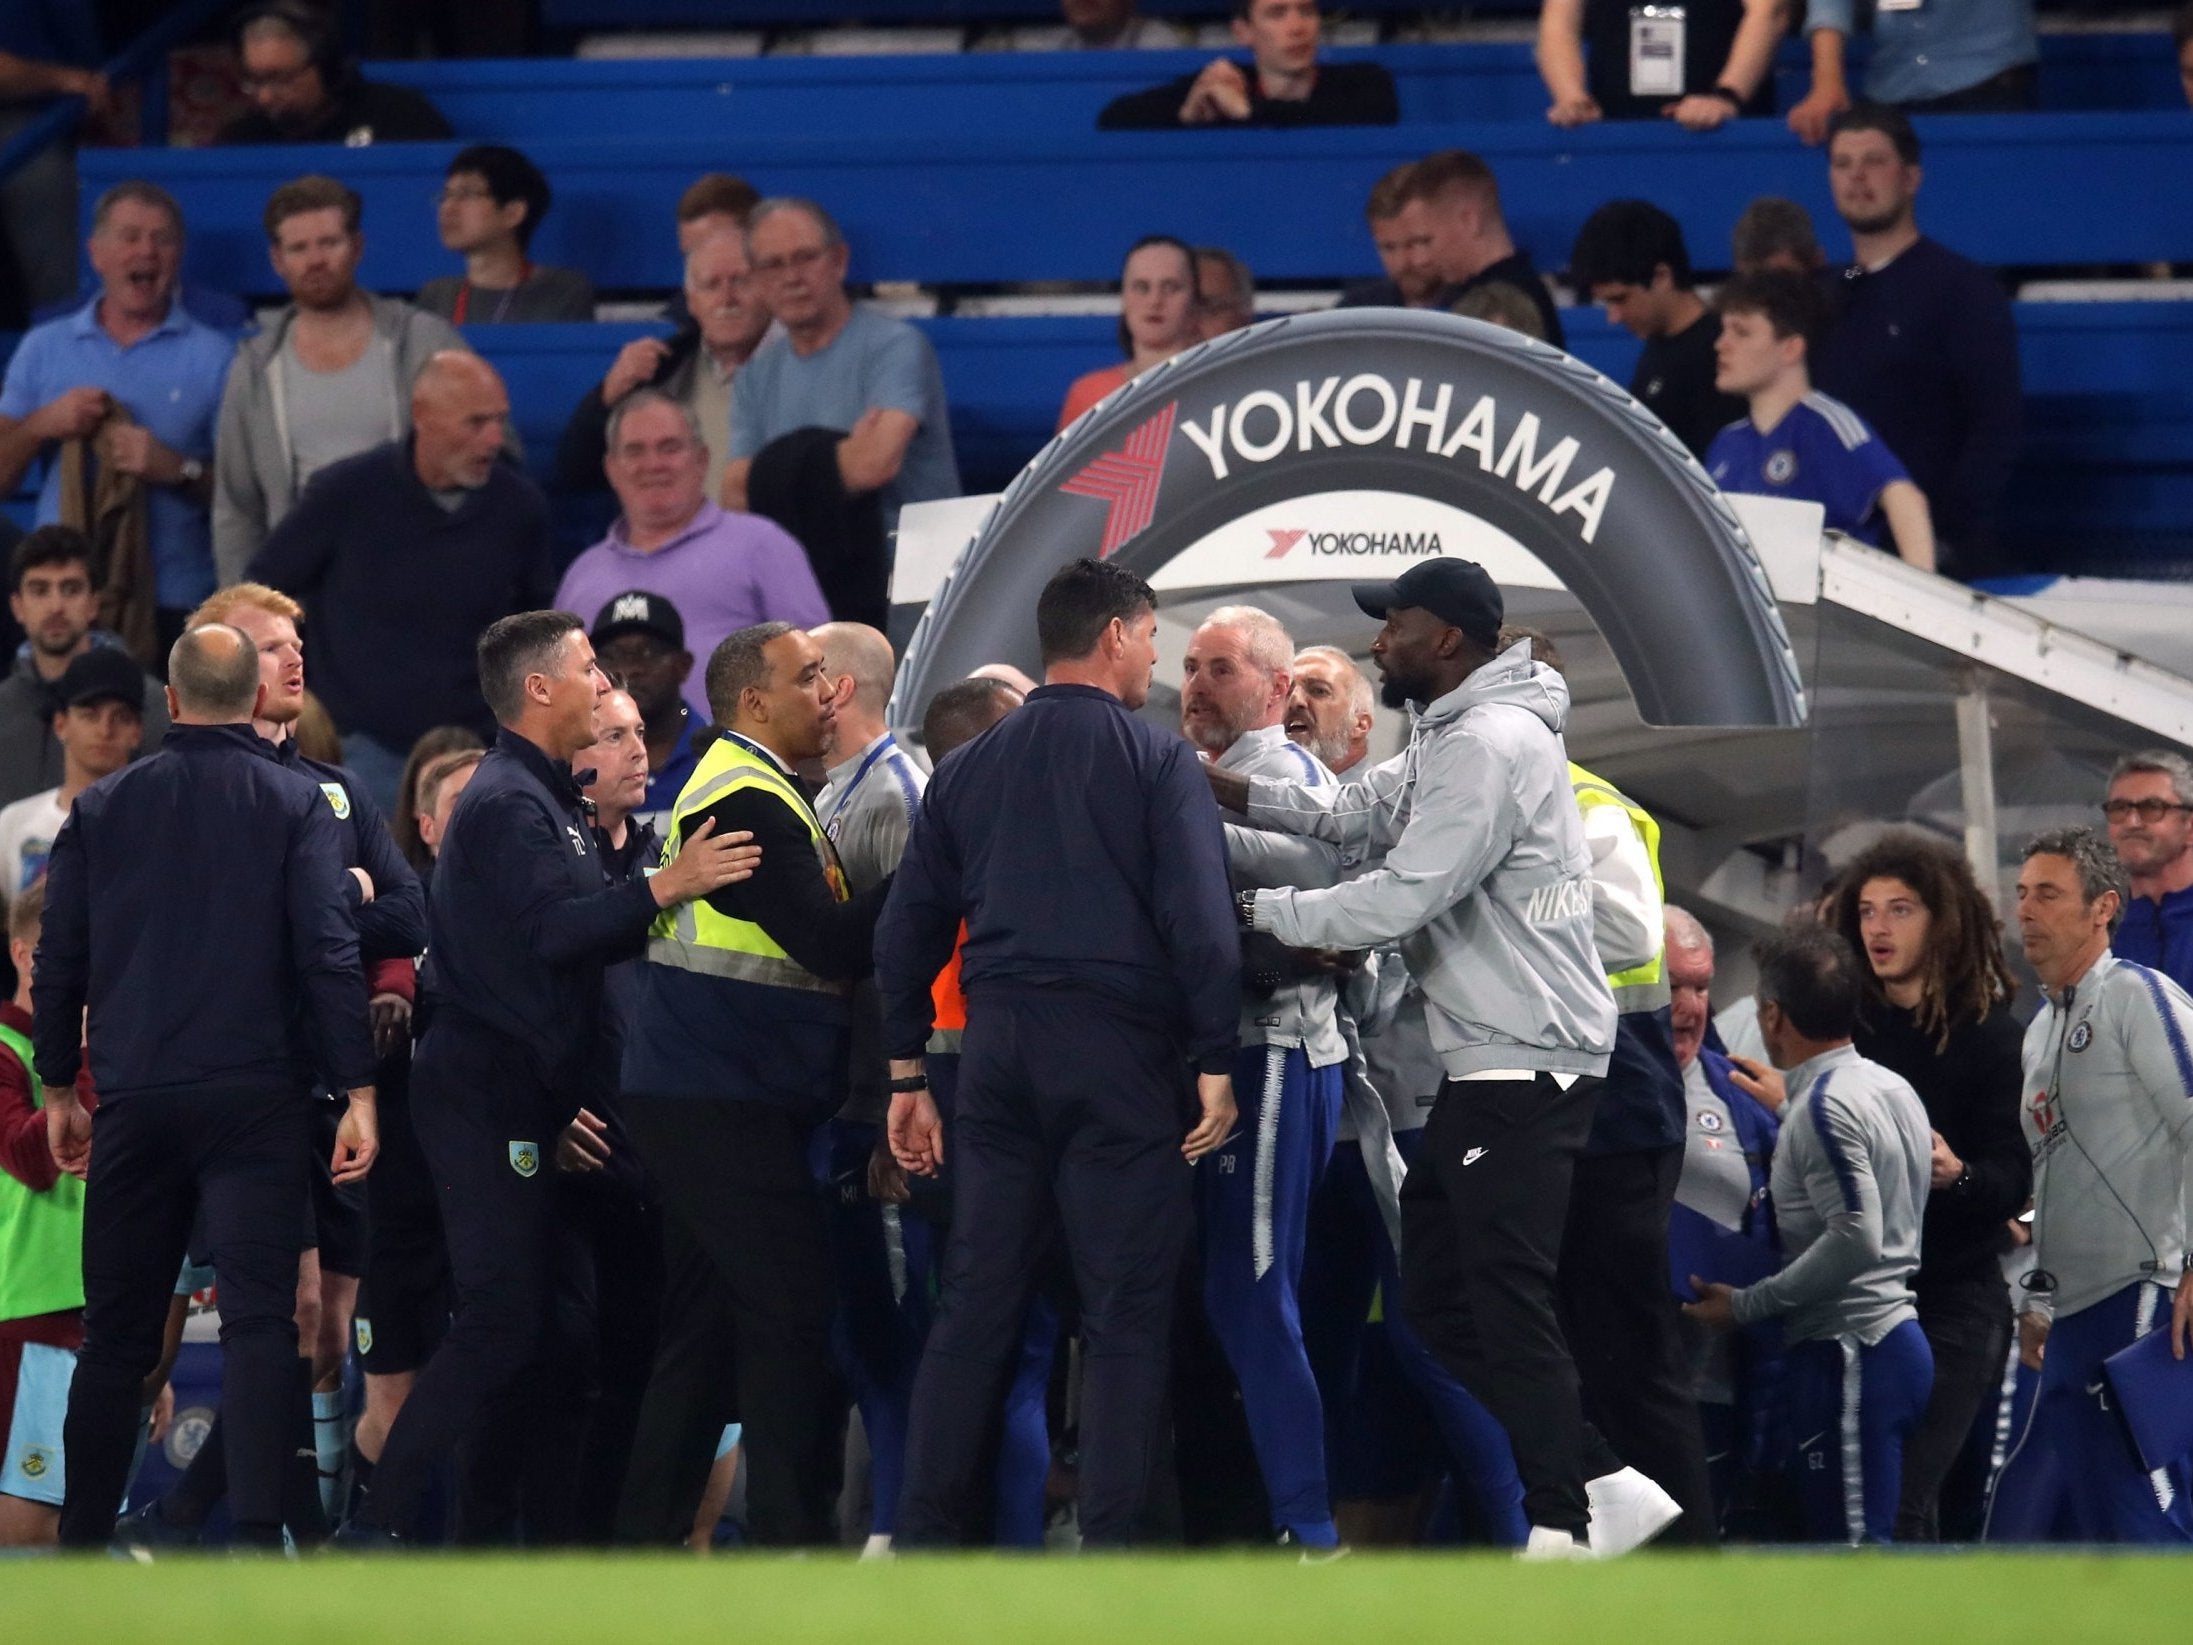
[0,0,2185,1561]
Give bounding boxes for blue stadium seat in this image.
[367,35,2185,141]
[76,114,2193,300]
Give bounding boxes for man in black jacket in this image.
[876,559,1239,1547]
[1098,0,1397,129]
[344,611,756,1545]
[614,622,894,1547]
[35,622,377,1549]
[248,353,555,814]
[219,3,451,147]
[1827,832,2030,1542]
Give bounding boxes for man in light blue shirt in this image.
[722,197,960,533]
[1788,0,2037,142]
[0,182,236,633]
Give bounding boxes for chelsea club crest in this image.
[2068,1020,2093,1053]
[509,1141,540,1178]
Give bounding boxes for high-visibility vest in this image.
[1568,761,1670,1014]
[647,732,851,998]
[0,1019,85,1323]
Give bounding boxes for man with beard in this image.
[2103,750,2193,995]
[1180,605,1345,1551]
[1206,558,1646,1559]
[1809,104,2020,580]
[0,529,167,808]
[248,352,555,813]
[1284,646,1374,775]
[213,175,469,582]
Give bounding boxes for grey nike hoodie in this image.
[1244,638,1616,1080]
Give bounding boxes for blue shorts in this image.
[0,1338,75,1507]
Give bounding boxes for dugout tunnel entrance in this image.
[888,309,2193,972]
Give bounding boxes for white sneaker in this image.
[1583,1467,1682,1559]
[1516,1525,1590,1561]
[859,1533,896,1561]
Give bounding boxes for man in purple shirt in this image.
[554,388,826,718]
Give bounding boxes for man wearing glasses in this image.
[219,3,451,147]
[2103,750,2193,995]
[719,199,961,543]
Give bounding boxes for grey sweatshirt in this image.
[1731,1042,1932,1346]
[1242,640,1614,1080]
[2020,950,2193,1323]
[1218,725,1347,1068]
[211,294,466,585]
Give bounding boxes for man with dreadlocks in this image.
[1828,834,2030,1543]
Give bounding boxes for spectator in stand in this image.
[1788,0,2036,143]
[558,229,772,508]
[1732,196,1827,277]
[0,184,233,645]
[0,649,141,895]
[1536,0,1783,129]
[2179,3,2193,108]
[220,2,451,146]
[1707,271,1937,573]
[589,593,701,835]
[1812,105,2021,581]
[1098,0,1398,129]
[726,199,960,626]
[417,146,595,327]
[1407,151,1565,347]
[1338,163,1453,312]
[0,528,168,810]
[558,392,825,722]
[246,352,554,811]
[2103,750,2193,993]
[1570,201,1746,461]
[1011,0,1191,50]
[1059,238,1204,431]
[1452,282,1548,342]
[677,174,760,261]
[390,726,484,876]
[1195,247,1256,339]
[1826,835,2029,1544]
[213,175,469,583]
[0,7,108,324]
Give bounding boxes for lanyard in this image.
[823,735,898,841]
[452,263,530,325]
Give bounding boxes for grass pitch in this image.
[8,1551,2192,1645]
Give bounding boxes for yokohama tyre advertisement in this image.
[893,307,1806,730]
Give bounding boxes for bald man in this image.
[248,350,555,809]
[213,175,473,582]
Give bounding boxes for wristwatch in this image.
[1236,889,1260,931]
[1707,85,1746,110]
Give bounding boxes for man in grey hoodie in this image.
[212,175,466,585]
[1207,557,1632,1559]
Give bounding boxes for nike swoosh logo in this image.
[1797,1431,1826,1451]
[1463,1147,1487,1165]
[2086,1380,2106,1396]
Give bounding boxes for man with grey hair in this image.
[1284,645,1374,774]
[219,4,449,146]
[1179,602,1351,1551]
[721,197,959,531]
[344,611,758,1545]
[36,621,378,1549]
[556,391,825,722]
[0,182,235,644]
[1988,826,2193,1545]
[1195,246,1256,339]
[2103,749,2193,995]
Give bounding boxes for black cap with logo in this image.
[54,646,146,712]
[1351,559,1505,650]
[590,590,686,652]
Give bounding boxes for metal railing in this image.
[0,0,234,187]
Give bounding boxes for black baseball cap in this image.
[590,589,685,651]
[54,646,145,712]
[1352,559,1504,649]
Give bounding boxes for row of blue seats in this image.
[12,303,2178,565]
[77,114,2193,299]
[372,36,2187,138]
[536,0,2129,25]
